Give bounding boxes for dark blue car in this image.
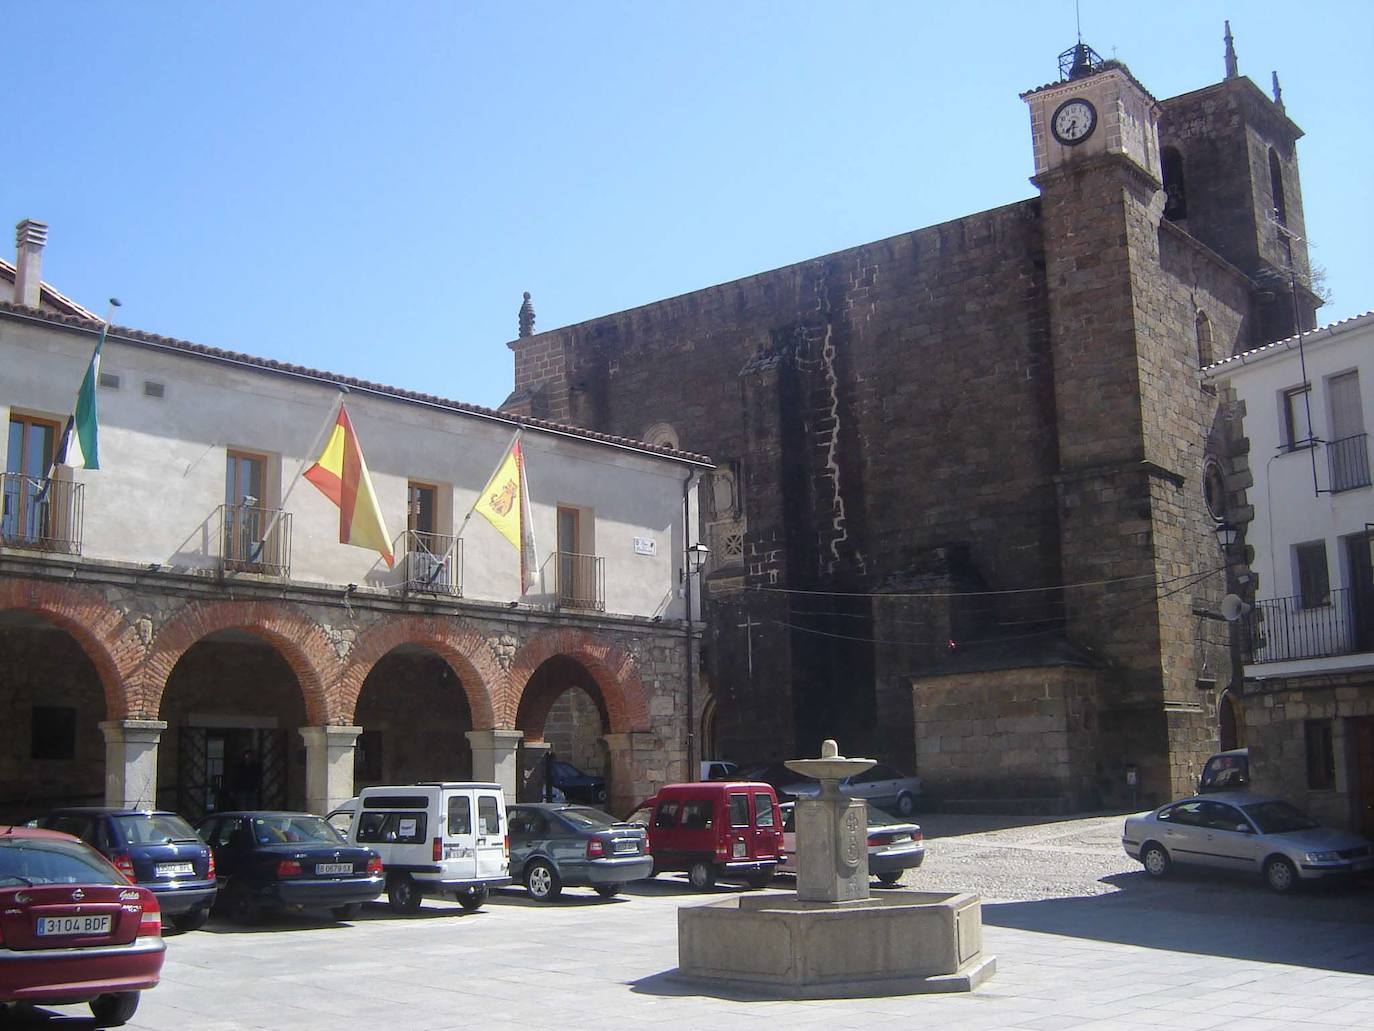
[196,811,383,924]
[38,807,217,931]
[548,761,607,805]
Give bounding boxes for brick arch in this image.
[336,615,501,730]
[506,628,650,738]
[140,601,336,725]
[0,577,144,720]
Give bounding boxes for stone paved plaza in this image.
[7,814,1372,1030]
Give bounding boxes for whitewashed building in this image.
[1204,311,1374,834]
[1,221,711,822]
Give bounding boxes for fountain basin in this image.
[676,889,995,998]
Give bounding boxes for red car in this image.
[0,826,165,1026]
[631,782,784,890]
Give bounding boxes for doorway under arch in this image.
[1219,691,1242,752]
[353,645,475,787]
[157,630,310,819]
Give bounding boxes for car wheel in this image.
[877,872,903,887]
[1141,841,1171,879]
[745,871,773,890]
[89,991,140,1026]
[387,873,423,914]
[225,881,261,925]
[895,792,916,817]
[594,883,623,898]
[688,860,717,891]
[457,885,489,911]
[1264,855,1298,893]
[525,860,562,902]
[172,905,209,932]
[332,902,361,921]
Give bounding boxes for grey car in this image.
[1123,792,1374,893]
[508,804,652,901]
[782,762,922,817]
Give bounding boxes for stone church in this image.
[503,36,1319,811]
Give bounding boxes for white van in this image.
[346,783,511,913]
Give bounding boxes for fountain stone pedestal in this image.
[674,740,995,998]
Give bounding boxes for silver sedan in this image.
[1122,791,1374,893]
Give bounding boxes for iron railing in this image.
[552,550,605,611]
[1243,587,1374,662]
[0,473,84,555]
[397,530,463,596]
[1327,432,1370,493]
[214,503,291,577]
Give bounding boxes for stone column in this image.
[519,741,553,803]
[602,731,655,817]
[466,729,524,802]
[100,720,167,810]
[299,725,362,816]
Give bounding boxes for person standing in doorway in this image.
[232,749,261,810]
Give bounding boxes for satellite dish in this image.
[1220,594,1252,622]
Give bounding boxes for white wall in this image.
[1,317,704,620]
[1212,315,1373,602]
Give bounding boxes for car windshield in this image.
[558,807,617,829]
[0,838,123,886]
[250,815,344,845]
[114,813,200,845]
[1241,800,1320,834]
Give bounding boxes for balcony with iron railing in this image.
[396,529,463,596]
[1327,432,1371,493]
[214,503,292,577]
[1242,587,1374,664]
[549,550,605,611]
[0,473,84,555]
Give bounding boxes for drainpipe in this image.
[682,469,697,782]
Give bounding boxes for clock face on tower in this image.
[1051,98,1097,145]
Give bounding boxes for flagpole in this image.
[258,385,349,547]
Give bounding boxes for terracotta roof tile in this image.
[0,301,713,467]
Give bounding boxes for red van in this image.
[632,782,784,890]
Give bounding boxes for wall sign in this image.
[633,537,657,556]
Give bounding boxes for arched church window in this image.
[1161,146,1187,221]
[1195,310,1214,368]
[1203,458,1227,523]
[1268,147,1287,225]
[642,422,680,451]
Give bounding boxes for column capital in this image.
[465,728,525,748]
[299,725,363,748]
[99,719,167,745]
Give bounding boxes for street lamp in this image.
[1214,520,1241,555]
[683,540,710,782]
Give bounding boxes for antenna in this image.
[1075,0,1082,43]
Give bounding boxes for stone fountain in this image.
[674,740,995,997]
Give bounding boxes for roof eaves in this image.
[1202,309,1374,377]
[0,301,714,468]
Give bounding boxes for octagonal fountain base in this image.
[675,890,996,998]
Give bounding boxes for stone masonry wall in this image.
[0,561,695,818]
[911,665,1104,812]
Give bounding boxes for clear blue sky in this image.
[10,2,1372,410]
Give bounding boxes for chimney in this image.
[13,219,49,309]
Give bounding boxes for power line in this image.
[760,565,1223,650]
[744,564,1219,601]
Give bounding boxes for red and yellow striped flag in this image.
[304,404,394,568]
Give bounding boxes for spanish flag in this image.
[304,404,394,568]
[474,434,537,593]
